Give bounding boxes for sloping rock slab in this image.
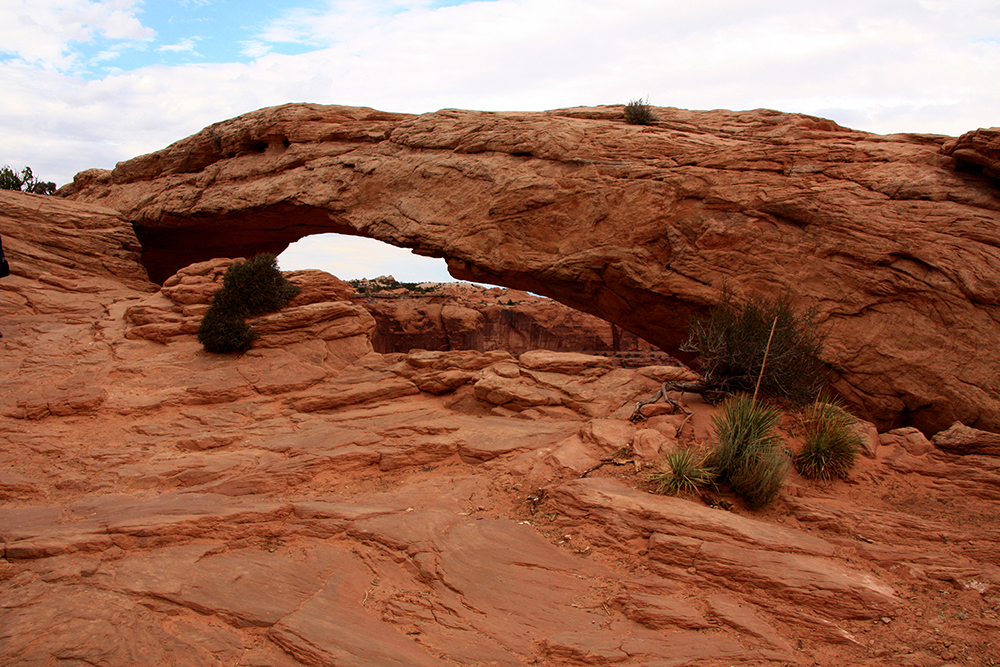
[0,580,243,666]
[548,477,898,619]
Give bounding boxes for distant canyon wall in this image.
[359,290,660,357]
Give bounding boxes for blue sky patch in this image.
[70,0,327,77]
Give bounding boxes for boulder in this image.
[880,427,935,456]
[932,421,1000,457]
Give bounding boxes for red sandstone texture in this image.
[62,103,1000,435]
[355,280,662,358]
[2,189,1000,666]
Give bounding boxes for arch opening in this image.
[278,233,454,284]
[275,233,670,363]
[128,203,683,363]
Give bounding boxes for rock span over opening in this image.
[62,103,1000,435]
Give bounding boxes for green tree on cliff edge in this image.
[1,165,56,195]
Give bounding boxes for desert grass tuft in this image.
[650,448,715,495]
[709,394,788,508]
[794,397,861,480]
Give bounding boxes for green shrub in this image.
[650,448,715,495]
[684,290,826,405]
[220,253,301,316]
[794,397,861,480]
[1,165,55,194]
[709,394,788,508]
[197,253,300,353]
[624,98,655,125]
[197,311,259,354]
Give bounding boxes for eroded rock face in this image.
[943,127,1000,178]
[62,104,1000,434]
[3,191,1000,667]
[360,283,661,357]
[0,190,154,303]
[124,259,375,365]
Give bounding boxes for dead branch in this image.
[629,378,730,428]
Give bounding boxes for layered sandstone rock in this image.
[3,191,1000,666]
[124,259,375,364]
[62,103,1000,434]
[359,283,661,357]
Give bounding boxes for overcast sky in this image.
[2,0,998,282]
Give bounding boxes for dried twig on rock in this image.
[629,378,729,435]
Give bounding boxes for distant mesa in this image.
[347,276,664,359]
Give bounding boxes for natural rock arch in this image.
[64,103,1000,435]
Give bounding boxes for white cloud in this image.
[240,40,273,58]
[0,0,153,69]
[3,1,999,186]
[279,234,453,282]
[158,37,200,54]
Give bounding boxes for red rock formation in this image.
[124,259,375,365]
[2,190,1000,666]
[61,103,1000,434]
[358,282,662,357]
[943,127,1000,178]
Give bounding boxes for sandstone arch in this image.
[63,103,1000,434]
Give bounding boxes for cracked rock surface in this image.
[2,161,1000,666]
[63,103,1000,433]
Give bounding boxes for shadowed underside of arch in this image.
[64,103,1000,435]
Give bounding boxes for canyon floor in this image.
[2,284,999,667]
[2,193,1000,666]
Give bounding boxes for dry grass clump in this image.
[624,98,656,125]
[650,448,715,496]
[794,397,861,480]
[709,394,788,509]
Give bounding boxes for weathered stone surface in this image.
[0,581,244,666]
[882,437,1000,501]
[707,593,795,658]
[943,126,1000,178]
[250,301,375,348]
[109,542,345,628]
[549,477,898,619]
[0,190,153,292]
[63,103,1000,434]
[551,476,836,555]
[4,186,1000,667]
[268,551,451,667]
[0,472,44,501]
[616,585,713,630]
[286,377,420,412]
[853,417,881,458]
[880,426,935,456]
[411,368,476,394]
[472,357,661,420]
[518,349,614,375]
[631,428,670,460]
[932,421,1000,456]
